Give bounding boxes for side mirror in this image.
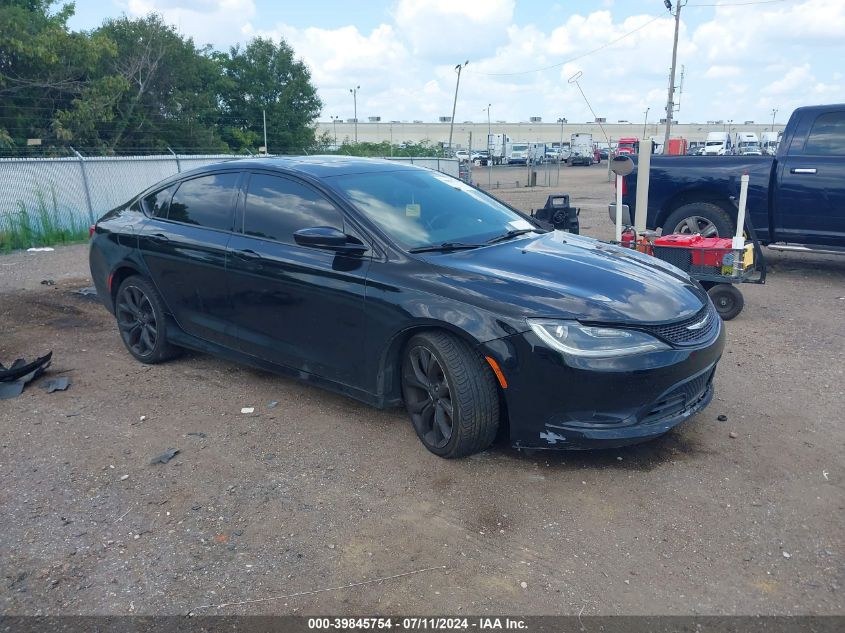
[293,226,367,254]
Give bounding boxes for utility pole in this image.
[262,109,268,154]
[663,0,684,149]
[643,107,650,139]
[349,86,360,143]
[448,61,469,155]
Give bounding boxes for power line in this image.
[687,0,792,6]
[468,12,667,77]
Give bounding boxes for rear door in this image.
[225,171,372,387]
[137,170,242,347]
[775,109,845,246]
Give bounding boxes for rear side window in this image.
[243,173,343,244]
[142,185,176,218]
[168,173,240,231]
[804,111,845,155]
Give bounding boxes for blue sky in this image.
[67,0,845,125]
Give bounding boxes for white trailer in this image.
[487,133,512,165]
[569,133,593,166]
[761,131,779,156]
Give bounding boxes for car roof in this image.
[185,155,420,179]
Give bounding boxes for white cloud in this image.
[111,0,845,125]
[124,0,256,46]
[704,65,741,79]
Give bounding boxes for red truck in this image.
[616,137,639,155]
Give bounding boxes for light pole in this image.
[557,117,566,185]
[483,104,492,186]
[349,86,360,143]
[663,0,685,149]
[643,107,650,139]
[771,107,778,130]
[447,60,469,155]
[330,115,339,149]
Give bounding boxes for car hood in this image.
[426,232,708,324]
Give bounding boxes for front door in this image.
[775,109,845,246]
[225,172,371,388]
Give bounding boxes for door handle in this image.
[790,167,817,174]
[233,248,262,261]
[149,233,169,242]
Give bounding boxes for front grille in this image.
[638,302,719,346]
[642,367,715,424]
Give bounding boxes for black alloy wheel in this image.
[115,276,179,363]
[400,331,500,458]
[403,345,454,449]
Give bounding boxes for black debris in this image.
[0,352,52,399]
[186,432,207,439]
[0,381,25,400]
[40,279,55,286]
[150,448,180,465]
[45,377,71,393]
[717,414,728,422]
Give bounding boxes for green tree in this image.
[0,0,116,151]
[220,37,322,153]
[83,14,227,152]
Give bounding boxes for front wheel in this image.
[401,332,500,458]
[708,284,744,321]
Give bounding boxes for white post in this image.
[734,173,749,249]
[615,174,624,243]
[634,139,652,235]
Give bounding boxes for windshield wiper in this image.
[407,242,482,254]
[485,228,540,245]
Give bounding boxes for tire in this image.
[663,202,734,237]
[400,331,500,458]
[114,276,180,364]
[707,284,744,321]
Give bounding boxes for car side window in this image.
[142,184,177,218]
[243,173,343,244]
[804,111,845,156]
[168,173,240,231]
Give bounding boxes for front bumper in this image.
[482,321,725,450]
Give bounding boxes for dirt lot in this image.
[1,164,843,616]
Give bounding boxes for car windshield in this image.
[329,169,535,250]
[705,141,723,146]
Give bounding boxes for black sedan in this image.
[89,157,724,458]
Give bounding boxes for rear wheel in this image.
[664,202,734,237]
[401,332,500,458]
[708,284,744,321]
[115,276,180,363]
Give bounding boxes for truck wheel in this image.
[708,284,744,321]
[664,202,733,237]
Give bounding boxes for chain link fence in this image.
[0,153,459,251]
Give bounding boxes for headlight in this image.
[528,319,670,357]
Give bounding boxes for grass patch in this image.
[0,187,89,253]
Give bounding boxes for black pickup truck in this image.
[617,104,845,254]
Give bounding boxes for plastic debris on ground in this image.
[0,352,53,399]
[150,448,180,465]
[45,377,71,393]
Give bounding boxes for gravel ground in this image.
[1,164,843,616]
